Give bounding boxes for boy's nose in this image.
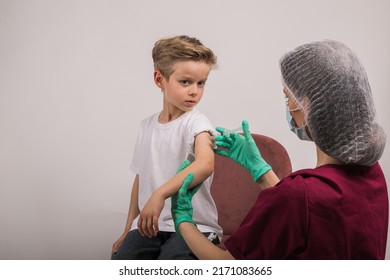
[188,91,198,97]
[188,86,199,97]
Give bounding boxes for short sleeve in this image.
[129,127,142,174]
[185,111,215,159]
[187,111,215,137]
[129,115,152,175]
[224,177,309,259]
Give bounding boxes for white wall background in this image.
[0,0,389,260]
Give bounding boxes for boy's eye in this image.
[180,80,190,86]
[198,81,206,87]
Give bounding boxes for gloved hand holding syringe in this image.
[213,120,272,182]
[212,126,241,149]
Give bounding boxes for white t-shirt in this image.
[130,109,222,240]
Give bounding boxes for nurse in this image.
[171,40,388,259]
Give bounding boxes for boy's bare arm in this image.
[160,131,215,194]
[112,175,140,253]
[125,175,141,231]
[137,131,214,237]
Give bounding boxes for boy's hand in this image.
[137,192,164,237]
[112,232,127,254]
[137,160,192,238]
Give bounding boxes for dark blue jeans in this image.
[111,229,219,260]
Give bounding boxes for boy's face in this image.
[154,61,211,113]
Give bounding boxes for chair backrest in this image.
[211,133,292,244]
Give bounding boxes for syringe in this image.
[212,126,242,149]
[221,126,242,137]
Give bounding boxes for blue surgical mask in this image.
[285,107,313,141]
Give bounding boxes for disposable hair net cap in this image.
[280,40,386,166]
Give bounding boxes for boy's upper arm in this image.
[193,131,215,163]
[130,175,140,208]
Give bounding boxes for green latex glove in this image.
[171,161,201,236]
[214,120,272,182]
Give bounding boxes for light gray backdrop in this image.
[1,0,389,259]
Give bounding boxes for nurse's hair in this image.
[152,35,217,79]
[280,40,386,166]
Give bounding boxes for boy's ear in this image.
[154,70,165,89]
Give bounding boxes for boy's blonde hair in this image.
[152,35,217,79]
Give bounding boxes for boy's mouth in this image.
[185,100,197,106]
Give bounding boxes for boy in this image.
[111,35,222,259]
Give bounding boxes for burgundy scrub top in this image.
[224,163,388,259]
